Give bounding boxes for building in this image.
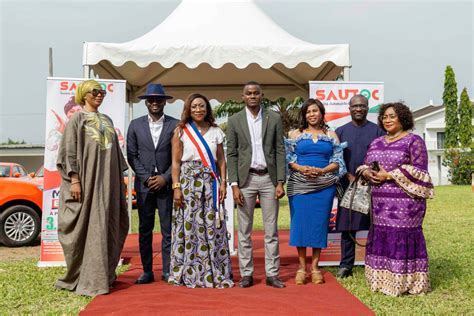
[413,102,474,186]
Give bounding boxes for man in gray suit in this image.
[226,81,286,288]
[127,84,178,284]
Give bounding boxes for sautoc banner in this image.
[310,81,384,266]
[38,78,126,267]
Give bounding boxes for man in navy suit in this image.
[127,84,178,284]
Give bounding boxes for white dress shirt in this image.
[148,114,164,149]
[246,107,267,169]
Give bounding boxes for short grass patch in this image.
[0,186,471,314]
[0,259,128,314]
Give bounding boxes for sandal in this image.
[295,269,306,285]
[311,270,325,284]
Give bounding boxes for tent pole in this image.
[83,65,90,79]
[343,67,350,81]
[127,88,134,234]
[48,48,53,76]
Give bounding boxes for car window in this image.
[36,166,44,177]
[18,166,28,176]
[0,165,10,177]
[12,166,20,176]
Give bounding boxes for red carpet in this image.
[81,231,373,315]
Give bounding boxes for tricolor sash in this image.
[182,122,221,212]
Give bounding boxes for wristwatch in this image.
[172,182,181,190]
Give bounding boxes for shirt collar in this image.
[148,114,164,124]
[245,106,262,121]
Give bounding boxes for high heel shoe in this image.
[295,269,306,285]
[311,269,325,284]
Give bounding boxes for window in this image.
[0,166,10,177]
[437,132,445,149]
[12,166,27,177]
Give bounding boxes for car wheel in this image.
[0,205,41,247]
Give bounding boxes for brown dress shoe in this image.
[266,276,286,288]
[239,276,254,288]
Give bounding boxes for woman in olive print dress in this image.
[55,80,129,296]
[169,93,233,288]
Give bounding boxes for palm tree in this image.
[213,96,304,135]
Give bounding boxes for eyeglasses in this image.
[88,89,107,97]
[146,97,166,104]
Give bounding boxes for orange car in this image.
[0,162,30,179]
[0,166,43,247]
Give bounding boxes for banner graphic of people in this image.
[309,81,384,266]
[38,78,126,267]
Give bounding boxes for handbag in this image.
[339,170,373,248]
[340,171,371,215]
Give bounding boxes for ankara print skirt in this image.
[168,161,234,288]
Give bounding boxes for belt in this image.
[249,168,268,176]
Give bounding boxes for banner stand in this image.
[38,77,127,267]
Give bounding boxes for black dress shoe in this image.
[336,267,353,278]
[161,272,170,282]
[238,276,254,288]
[135,272,155,284]
[266,276,286,288]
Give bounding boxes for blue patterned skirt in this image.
[168,161,234,288]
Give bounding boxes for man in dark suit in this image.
[226,81,286,288]
[127,84,178,284]
[335,94,384,278]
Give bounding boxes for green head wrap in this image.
[75,80,102,105]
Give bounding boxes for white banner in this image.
[310,81,384,266]
[38,77,126,267]
[309,81,384,130]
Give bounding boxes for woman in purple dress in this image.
[359,102,434,296]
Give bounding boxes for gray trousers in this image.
[237,173,280,277]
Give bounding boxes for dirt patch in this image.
[0,238,40,263]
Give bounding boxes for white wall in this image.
[414,111,451,185]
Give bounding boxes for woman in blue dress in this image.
[286,99,346,285]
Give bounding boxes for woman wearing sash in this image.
[286,99,346,285]
[169,93,234,288]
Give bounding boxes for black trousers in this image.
[340,231,357,269]
[137,191,173,275]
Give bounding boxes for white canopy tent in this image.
[82,0,351,102]
[82,0,351,240]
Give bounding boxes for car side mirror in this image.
[29,172,35,177]
[13,172,21,178]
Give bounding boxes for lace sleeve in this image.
[285,137,297,164]
[389,134,434,199]
[329,141,348,178]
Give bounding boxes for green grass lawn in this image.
[0,186,472,314]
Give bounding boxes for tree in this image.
[458,87,472,149]
[443,65,458,148]
[0,138,26,145]
[454,88,474,185]
[213,96,304,135]
[442,68,472,184]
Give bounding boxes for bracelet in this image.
[172,182,181,190]
[71,181,80,185]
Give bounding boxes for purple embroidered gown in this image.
[363,133,433,296]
